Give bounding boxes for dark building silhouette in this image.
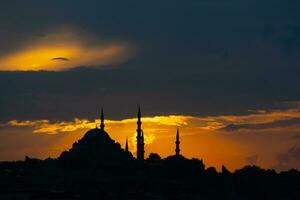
[0,107,300,200]
[58,109,134,169]
[100,107,105,130]
[125,137,129,153]
[175,127,180,157]
[136,106,145,162]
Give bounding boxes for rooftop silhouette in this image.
[0,107,299,200]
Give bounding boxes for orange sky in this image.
[0,3,299,174]
[1,110,300,171]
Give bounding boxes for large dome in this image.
[58,127,134,169]
[80,127,112,143]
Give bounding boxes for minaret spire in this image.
[142,130,144,159]
[125,137,129,153]
[137,105,141,130]
[100,108,105,130]
[136,105,144,162]
[175,127,180,157]
[141,130,144,144]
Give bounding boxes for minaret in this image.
[141,130,145,159]
[136,106,144,161]
[125,137,129,153]
[175,128,180,157]
[100,108,105,130]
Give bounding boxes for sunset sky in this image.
[0,1,300,171]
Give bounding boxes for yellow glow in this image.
[5,110,300,170]
[0,28,132,71]
[1,47,77,71]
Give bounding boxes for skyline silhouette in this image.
[0,106,299,199]
[1,107,300,171]
[0,1,300,172]
[0,1,300,199]
[1,106,298,172]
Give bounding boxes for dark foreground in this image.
[1,125,299,199]
[0,156,299,200]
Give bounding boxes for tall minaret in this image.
[175,128,180,157]
[125,137,129,153]
[136,106,144,161]
[141,130,145,159]
[100,108,105,130]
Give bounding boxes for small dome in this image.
[84,127,109,137]
[78,127,113,146]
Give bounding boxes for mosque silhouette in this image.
[58,106,183,169]
[0,107,299,199]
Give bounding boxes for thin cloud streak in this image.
[6,109,300,134]
[51,57,70,61]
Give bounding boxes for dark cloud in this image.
[0,0,300,121]
[52,57,69,61]
[220,118,300,132]
[0,68,293,122]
